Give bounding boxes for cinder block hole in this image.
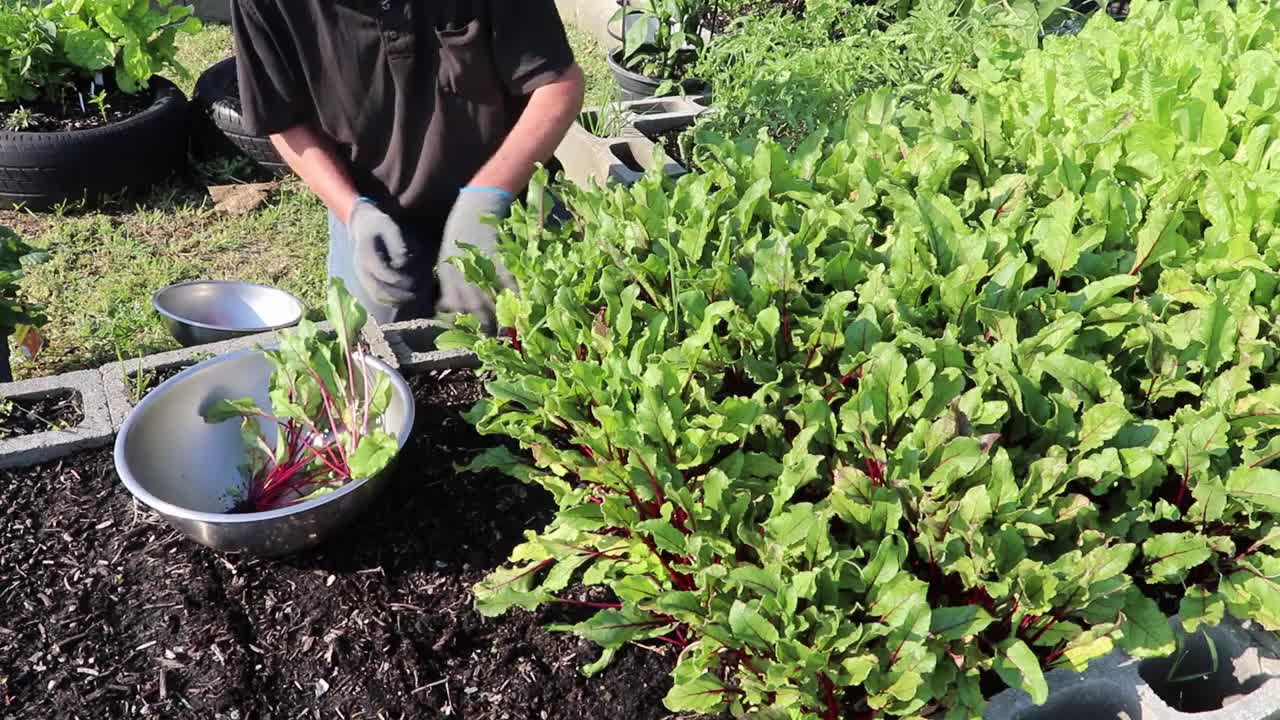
[578,110,606,138]
[0,389,85,437]
[619,98,685,116]
[393,325,446,354]
[610,141,651,174]
[1015,687,1141,720]
[122,363,197,401]
[1138,625,1270,712]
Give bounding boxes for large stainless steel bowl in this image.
[153,280,305,347]
[113,348,415,556]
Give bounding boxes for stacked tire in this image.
[0,78,188,210]
[191,57,290,175]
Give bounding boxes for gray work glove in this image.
[436,187,516,334]
[348,197,417,306]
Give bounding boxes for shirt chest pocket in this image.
[435,19,503,99]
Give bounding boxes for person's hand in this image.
[436,187,516,333]
[348,197,417,305]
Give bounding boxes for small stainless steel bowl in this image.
[113,348,416,556]
[153,280,305,347]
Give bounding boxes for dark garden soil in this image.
[0,370,699,720]
[139,365,193,396]
[0,390,84,439]
[0,88,153,133]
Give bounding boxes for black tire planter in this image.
[0,78,188,210]
[606,48,706,102]
[191,57,290,176]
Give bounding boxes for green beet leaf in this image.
[993,640,1047,705]
[446,1,1280,715]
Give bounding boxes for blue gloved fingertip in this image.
[348,196,378,225]
[460,186,515,202]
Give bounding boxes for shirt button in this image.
[388,30,398,39]
[380,0,390,9]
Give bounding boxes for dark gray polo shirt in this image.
[231,0,575,226]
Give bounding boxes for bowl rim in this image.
[113,347,416,525]
[152,279,306,334]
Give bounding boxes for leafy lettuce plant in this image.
[442,0,1280,717]
[0,0,201,103]
[0,2,59,103]
[203,280,398,513]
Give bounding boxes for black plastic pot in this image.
[0,77,188,210]
[606,48,706,102]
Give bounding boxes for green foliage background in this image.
[0,0,201,103]
[444,0,1280,717]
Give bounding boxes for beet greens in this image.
[203,280,398,513]
[442,1,1280,717]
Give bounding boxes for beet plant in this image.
[203,280,398,513]
[443,0,1280,716]
[0,224,48,363]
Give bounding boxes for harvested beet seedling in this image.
[203,280,398,513]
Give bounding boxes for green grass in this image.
[567,24,615,108]
[2,22,610,380]
[172,21,233,95]
[7,182,329,378]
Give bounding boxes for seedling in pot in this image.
[87,88,109,122]
[202,280,398,513]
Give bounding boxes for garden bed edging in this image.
[382,319,481,373]
[984,616,1280,720]
[0,370,112,470]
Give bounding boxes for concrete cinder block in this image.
[624,95,711,136]
[381,319,480,374]
[557,100,699,188]
[0,370,113,470]
[556,97,705,187]
[99,344,223,433]
[985,617,1280,720]
[556,119,630,187]
[99,323,396,431]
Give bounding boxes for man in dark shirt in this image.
[231,0,585,329]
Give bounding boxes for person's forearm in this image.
[469,65,586,193]
[270,125,361,222]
